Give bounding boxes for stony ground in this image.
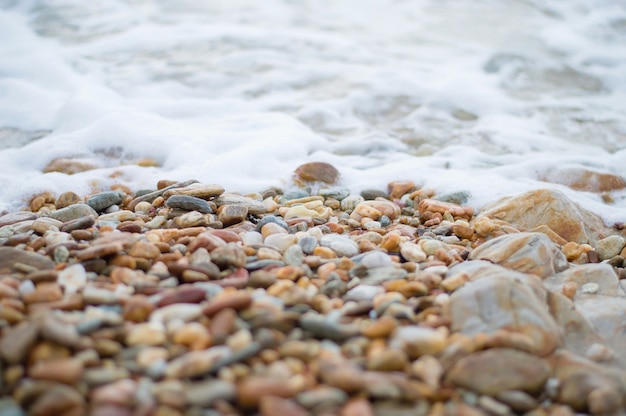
[1,162,626,416]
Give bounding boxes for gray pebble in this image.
[283,190,310,200]
[284,244,304,266]
[87,191,124,212]
[360,189,388,200]
[380,215,391,227]
[49,204,98,222]
[166,195,213,213]
[298,236,318,254]
[319,187,350,201]
[434,191,471,205]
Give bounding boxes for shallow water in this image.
[1,0,625,222]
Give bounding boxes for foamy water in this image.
[1,0,626,223]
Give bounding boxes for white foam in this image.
[0,0,625,225]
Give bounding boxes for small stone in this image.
[123,295,156,322]
[87,191,124,212]
[0,321,39,364]
[0,247,55,272]
[55,192,82,209]
[215,194,267,216]
[57,263,87,294]
[32,217,62,234]
[162,183,225,200]
[260,396,308,416]
[294,162,339,184]
[211,243,247,269]
[400,242,427,262]
[165,346,230,379]
[166,195,213,213]
[185,379,236,407]
[237,377,297,408]
[59,215,95,233]
[129,241,161,259]
[203,292,252,317]
[29,384,86,416]
[367,348,408,371]
[126,323,166,346]
[298,236,318,254]
[49,203,98,222]
[361,316,398,338]
[446,348,551,395]
[91,379,137,407]
[218,204,248,226]
[390,326,447,358]
[0,212,37,229]
[265,234,298,253]
[595,235,625,261]
[29,357,84,385]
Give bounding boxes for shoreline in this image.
[1,164,626,415]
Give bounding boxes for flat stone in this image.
[185,379,236,407]
[162,183,225,200]
[0,211,37,227]
[165,346,231,379]
[445,348,551,395]
[215,194,267,216]
[596,235,625,261]
[468,232,568,278]
[49,203,98,222]
[166,195,213,213]
[0,321,39,364]
[260,396,308,416]
[29,357,84,385]
[390,326,447,358]
[0,247,54,272]
[87,191,124,212]
[294,162,339,184]
[55,191,82,209]
[477,189,610,244]
[59,215,95,233]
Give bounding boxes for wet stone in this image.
[294,162,339,184]
[87,191,124,212]
[0,212,37,227]
[0,247,55,272]
[445,348,551,395]
[166,195,213,213]
[49,203,98,222]
[55,191,82,209]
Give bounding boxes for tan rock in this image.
[418,199,473,221]
[29,357,84,385]
[260,396,308,416]
[447,261,562,356]
[294,162,339,184]
[477,189,610,244]
[539,167,626,193]
[43,157,98,174]
[387,180,416,200]
[445,348,550,395]
[468,232,568,278]
[29,384,86,416]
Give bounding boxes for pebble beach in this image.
[1,161,626,416]
[2,0,626,415]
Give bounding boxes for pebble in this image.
[185,379,236,407]
[596,235,625,261]
[49,203,98,222]
[0,247,55,272]
[166,195,213,213]
[294,162,339,184]
[87,191,125,212]
[218,204,248,226]
[237,377,297,408]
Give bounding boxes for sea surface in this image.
[1,0,625,223]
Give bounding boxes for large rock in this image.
[544,263,623,297]
[468,232,568,278]
[445,348,551,395]
[446,261,562,356]
[476,189,611,244]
